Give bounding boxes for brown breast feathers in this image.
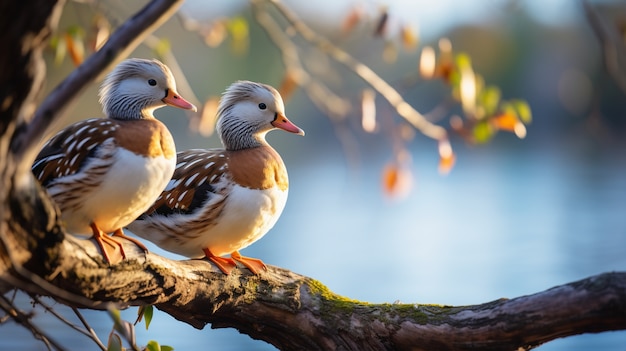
[227,146,288,191]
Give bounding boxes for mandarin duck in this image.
[32,58,197,264]
[127,80,304,274]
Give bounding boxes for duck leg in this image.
[90,222,124,264]
[203,248,238,275]
[231,251,267,275]
[112,228,148,253]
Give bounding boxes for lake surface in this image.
[2,132,625,350]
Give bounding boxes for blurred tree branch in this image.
[0,1,622,350]
[584,0,626,97]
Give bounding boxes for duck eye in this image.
[258,103,267,110]
[148,79,157,86]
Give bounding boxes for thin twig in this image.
[0,294,65,351]
[252,1,351,119]
[72,307,108,351]
[265,0,448,143]
[30,294,107,351]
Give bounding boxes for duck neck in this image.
[221,128,268,151]
[105,97,156,120]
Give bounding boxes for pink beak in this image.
[163,89,197,112]
[272,113,305,136]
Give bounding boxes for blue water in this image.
[2,132,625,350]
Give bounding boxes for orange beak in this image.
[163,89,197,112]
[272,113,305,136]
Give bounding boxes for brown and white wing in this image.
[142,149,231,217]
[32,118,120,187]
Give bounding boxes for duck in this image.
[127,80,304,274]
[32,58,197,264]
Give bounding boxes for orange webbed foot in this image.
[231,251,267,275]
[90,223,124,264]
[203,248,238,275]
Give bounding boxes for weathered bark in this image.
[0,1,625,351]
[10,237,626,351]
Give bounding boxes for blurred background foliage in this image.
[6,0,626,350]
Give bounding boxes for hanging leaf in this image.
[143,305,154,330]
[107,332,123,351]
[342,5,363,34]
[479,86,501,118]
[438,152,456,175]
[382,40,398,63]
[374,7,389,37]
[473,120,494,144]
[153,38,171,59]
[400,24,419,51]
[91,14,110,51]
[65,26,85,66]
[228,16,249,55]
[419,46,436,79]
[437,139,455,174]
[135,305,144,325]
[146,340,161,351]
[456,53,476,116]
[361,89,376,133]
[491,112,518,132]
[511,99,532,124]
[382,150,412,199]
[50,35,67,66]
[436,38,454,82]
[203,19,227,47]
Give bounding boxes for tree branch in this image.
[7,237,626,351]
[261,0,448,143]
[12,0,185,162]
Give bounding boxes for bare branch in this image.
[12,0,186,161]
[0,294,65,351]
[252,2,351,119]
[30,295,107,351]
[262,0,448,143]
[4,235,624,351]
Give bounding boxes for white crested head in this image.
[216,80,304,151]
[99,58,196,120]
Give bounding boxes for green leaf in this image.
[107,332,123,351]
[455,52,472,71]
[480,86,501,118]
[144,305,154,330]
[228,16,249,40]
[161,346,175,351]
[512,99,532,124]
[107,307,122,326]
[146,340,161,351]
[473,121,494,144]
[153,38,171,59]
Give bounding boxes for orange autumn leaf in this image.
[438,138,455,174]
[342,6,363,35]
[382,162,412,199]
[438,152,456,175]
[400,24,418,51]
[65,31,84,66]
[492,112,518,132]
